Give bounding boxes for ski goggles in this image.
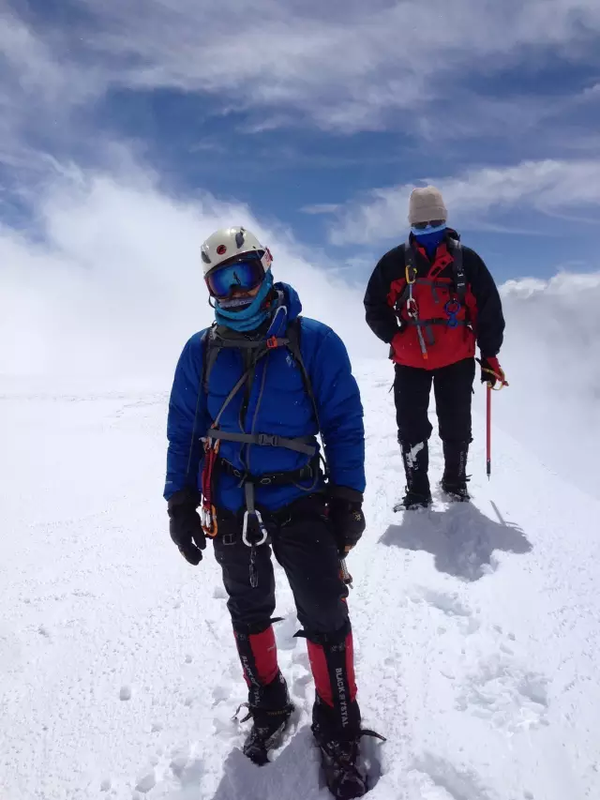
[411,219,446,231]
[205,255,266,299]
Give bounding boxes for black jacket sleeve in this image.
[465,247,505,358]
[364,249,401,344]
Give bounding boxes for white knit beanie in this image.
[408,186,448,225]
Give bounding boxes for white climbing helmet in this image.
[200,227,273,276]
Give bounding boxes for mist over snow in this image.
[496,271,600,500]
[0,167,376,389]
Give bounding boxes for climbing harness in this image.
[193,301,329,588]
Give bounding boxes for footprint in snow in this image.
[291,666,312,700]
[135,770,156,794]
[411,587,481,636]
[412,753,495,800]
[456,652,549,733]
[212,684,231,705]
[170,754,204,787]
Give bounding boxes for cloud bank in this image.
[329,159,600,245]
[495,271,600,499]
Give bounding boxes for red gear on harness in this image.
[200,436,220,537]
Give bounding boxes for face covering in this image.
[411,223,447,257]
[214,270,274,332]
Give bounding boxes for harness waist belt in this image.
[219,456,320,486]
[207,429,317,456]
[414,278,454,287]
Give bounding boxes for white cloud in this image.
[329,158,600,245]
[300,203,341,215]
[0,160,377,384]
[81,0,600,111]
[0,10,98,172]
[2,0,600,159]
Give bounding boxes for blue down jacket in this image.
[164,283,365,511]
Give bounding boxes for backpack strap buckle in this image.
[258,433,279,447]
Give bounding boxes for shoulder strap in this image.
[285,318,325,459]
[202,325,221,393]
[284,317,302,362]
[285,318,318,418]
[391,242,416,312]
[404,240,416,273]
[448,241,466,301]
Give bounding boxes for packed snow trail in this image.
[1,365,600,800]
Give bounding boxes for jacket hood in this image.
[273,281,302,322]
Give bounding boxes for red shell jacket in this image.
[364,230,505,371]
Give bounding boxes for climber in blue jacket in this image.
[164,226,373,798]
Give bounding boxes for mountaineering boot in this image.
[441,441,470,501]
[312,696,386,799]
[400,441,432,509]
[306,624,385,798]
[240,671,294,765]
[312,695,367,799]
[233,625,294,764]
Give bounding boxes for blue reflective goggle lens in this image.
[206,257,265,299]
[412,219,446,231]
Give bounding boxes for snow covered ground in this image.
[2,363,600,800]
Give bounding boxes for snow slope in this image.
[1,364,600,800]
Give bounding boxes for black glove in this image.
[327,489,366,556]
[167,487,206,565]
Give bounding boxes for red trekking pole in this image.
[486,383,492,480]
[479,358,507,481]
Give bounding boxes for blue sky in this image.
[2,0,600,284]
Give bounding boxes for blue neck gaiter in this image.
[411,224,447,258]
[214,270,274,332]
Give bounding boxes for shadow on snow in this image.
[210,724,383,800]
[380,499,532,582]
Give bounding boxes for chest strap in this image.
[207,429,316,456]
[407,317,469,346]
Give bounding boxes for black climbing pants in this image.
[394,357,476,446]
[212,495,349,638]
[213,494,359,731]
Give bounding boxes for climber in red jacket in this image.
[364,186,507,508]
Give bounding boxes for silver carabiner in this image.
[340,558,353,589]
[406,294,418,320]
[242,509,268,547]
